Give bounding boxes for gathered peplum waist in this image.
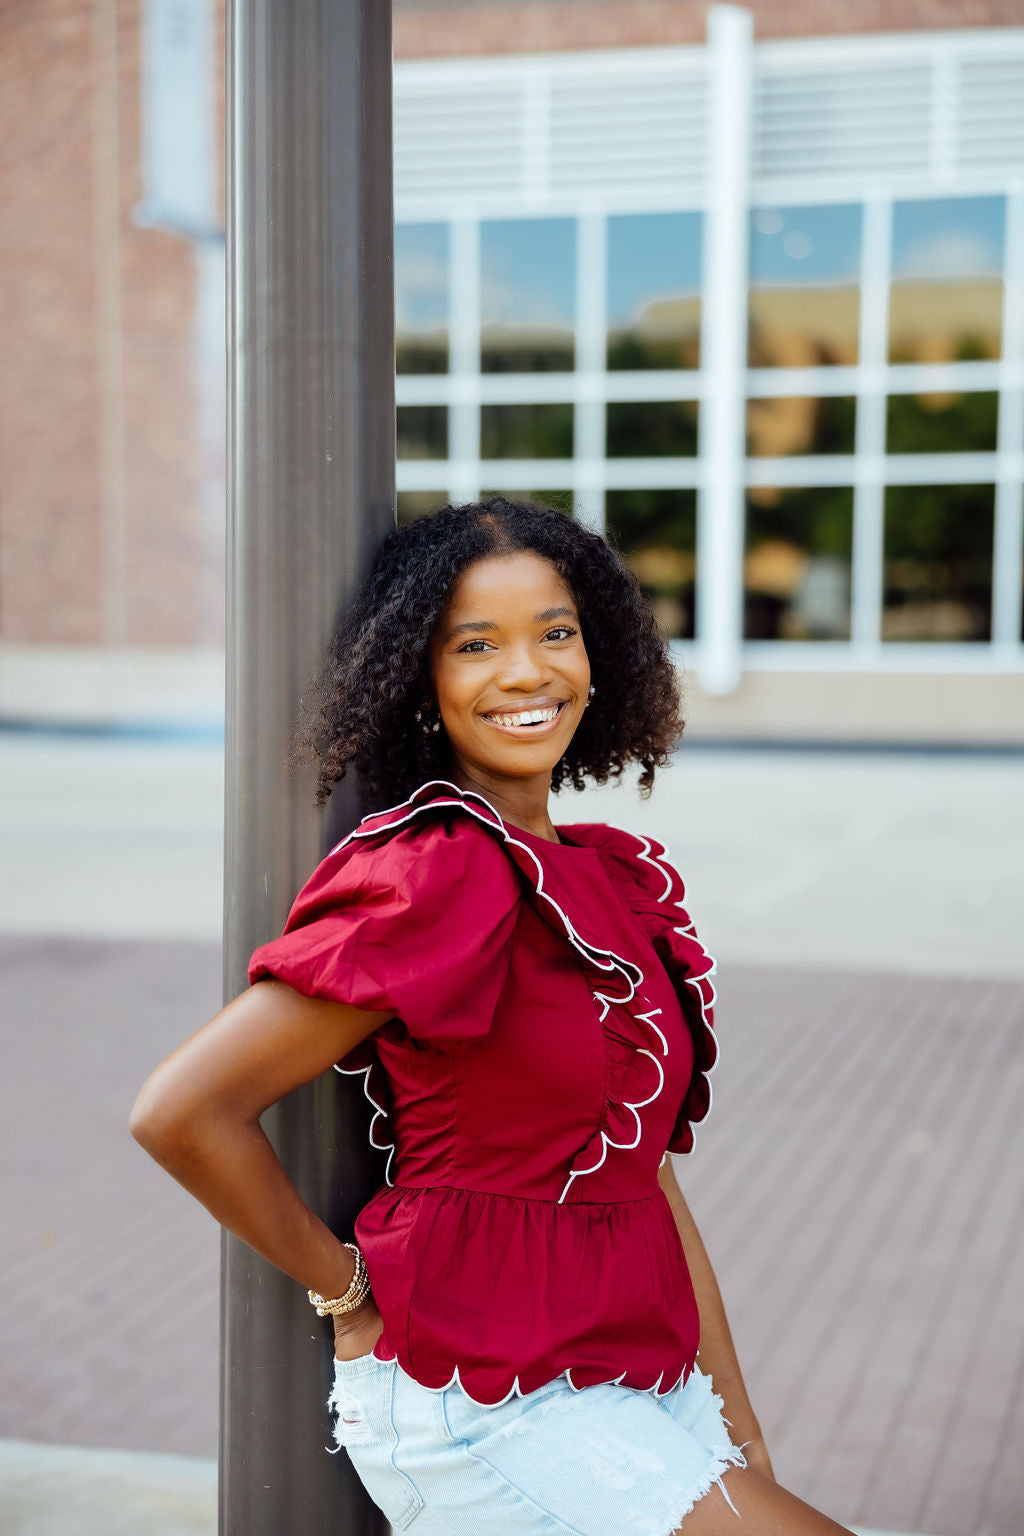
[357,1180,701,1407]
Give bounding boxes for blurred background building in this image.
[2,0,1023,742]
[3,8,1024,1534]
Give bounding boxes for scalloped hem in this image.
[369,1344,691,1409]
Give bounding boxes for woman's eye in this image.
[457,639,493,654]
[544,626,578,642]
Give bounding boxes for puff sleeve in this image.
[247,815,523,1054]
[591,829,718,1155]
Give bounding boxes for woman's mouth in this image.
[479,700,569,737]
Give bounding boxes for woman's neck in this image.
[447,766,558,843]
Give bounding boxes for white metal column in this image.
[696,4,753,695]
[448,216,481,504]
[992,183,1024,651]
[575,210,607,532]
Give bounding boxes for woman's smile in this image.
[479,698,569,736]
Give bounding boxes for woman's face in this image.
[428,550,591,791]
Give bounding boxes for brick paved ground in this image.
[2,935,1021,1534]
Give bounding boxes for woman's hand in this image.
[333,1296,385,1362]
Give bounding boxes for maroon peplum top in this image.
[248,780,718,1407]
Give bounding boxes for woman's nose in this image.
[496,643,549,690]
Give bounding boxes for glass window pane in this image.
[396,224,449,375]
[885,391,999,454]
[480,489,574,516]
[889,197,1004,363]
[746,396,856,457]
[744,487,853,640]
[748,204,861,367]
[606,401,698,457]
[481,218,575,373]
[480,404,574,459]
[883,484,994,641]
[607,212,702,371]
[396,406,448,460]
[397,492,447,526]
[605,490,696,640]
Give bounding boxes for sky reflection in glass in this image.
[889,197,1005,362]
[607,212,702,369]
[396,223,449,374]
[481,218,576,372]
[749,204,862,367]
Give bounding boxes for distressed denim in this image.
[328,1352,745,1535]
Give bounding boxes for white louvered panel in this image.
[958,58,1024,173]
[754,63,932,185]
[395,83,527,205]
[547,69,708,199]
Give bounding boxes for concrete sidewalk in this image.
[2,736,1021,1533]
[0,1441,926,1536]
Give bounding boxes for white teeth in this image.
[487,704,560,728]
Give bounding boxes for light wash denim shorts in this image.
[328,1351,746,1535]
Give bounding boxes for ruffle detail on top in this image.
[343,782,683,1200]
[563,825,718,1156]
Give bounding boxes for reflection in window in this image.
[607,213,702,371]
[481,219,575,373]
[746,397,856,457]
[883,484,994,641]
[606,401,698,457]
[480,404,574,459]
[396,224,449,375]
[397,406,448,460]
[744,487,853,640]
[480,489,574,517]
[885,392,999,454]
[605,490,696,640]
[397,492,447,527]
[889,197,1004,363]
[748,204,861,367]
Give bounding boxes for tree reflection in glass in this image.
[606,401,699,457]
[480,404,574,458]
[397,493,448,526]
[607,213,702,371]
[481,219,575,373]
[396,223,449,375]
[748,204,861,368]
[883,484,994,641]
[744,487,853,640]
[746,397,856,457]
[397,406,448,460]
[605,490,696,640]
[889,198,1004,363]
[886,392,998,454]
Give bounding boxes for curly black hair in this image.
[297,497,684,811]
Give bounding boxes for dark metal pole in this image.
[222,2,394,1532]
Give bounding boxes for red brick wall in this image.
[395,0,1024,58]
[0,0,224,646]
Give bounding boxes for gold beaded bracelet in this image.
[308,1242,372,1317]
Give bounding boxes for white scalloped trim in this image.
[332,780,673,1199]
[364,1350,685,1408]
[624,832,720,1153]
[332,1056,396,1186]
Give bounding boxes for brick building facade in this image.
[1,2,1021,745]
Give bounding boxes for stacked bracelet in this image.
[308,1243,372,1317]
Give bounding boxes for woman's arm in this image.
[658,1157,775,1480]
[130,979,391,1347]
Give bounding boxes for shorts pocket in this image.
[328,1358,425,1529]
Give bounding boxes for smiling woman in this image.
[132,498,857,1536]
[297,497,682,816]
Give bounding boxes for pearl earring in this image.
[585,685,596,707]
